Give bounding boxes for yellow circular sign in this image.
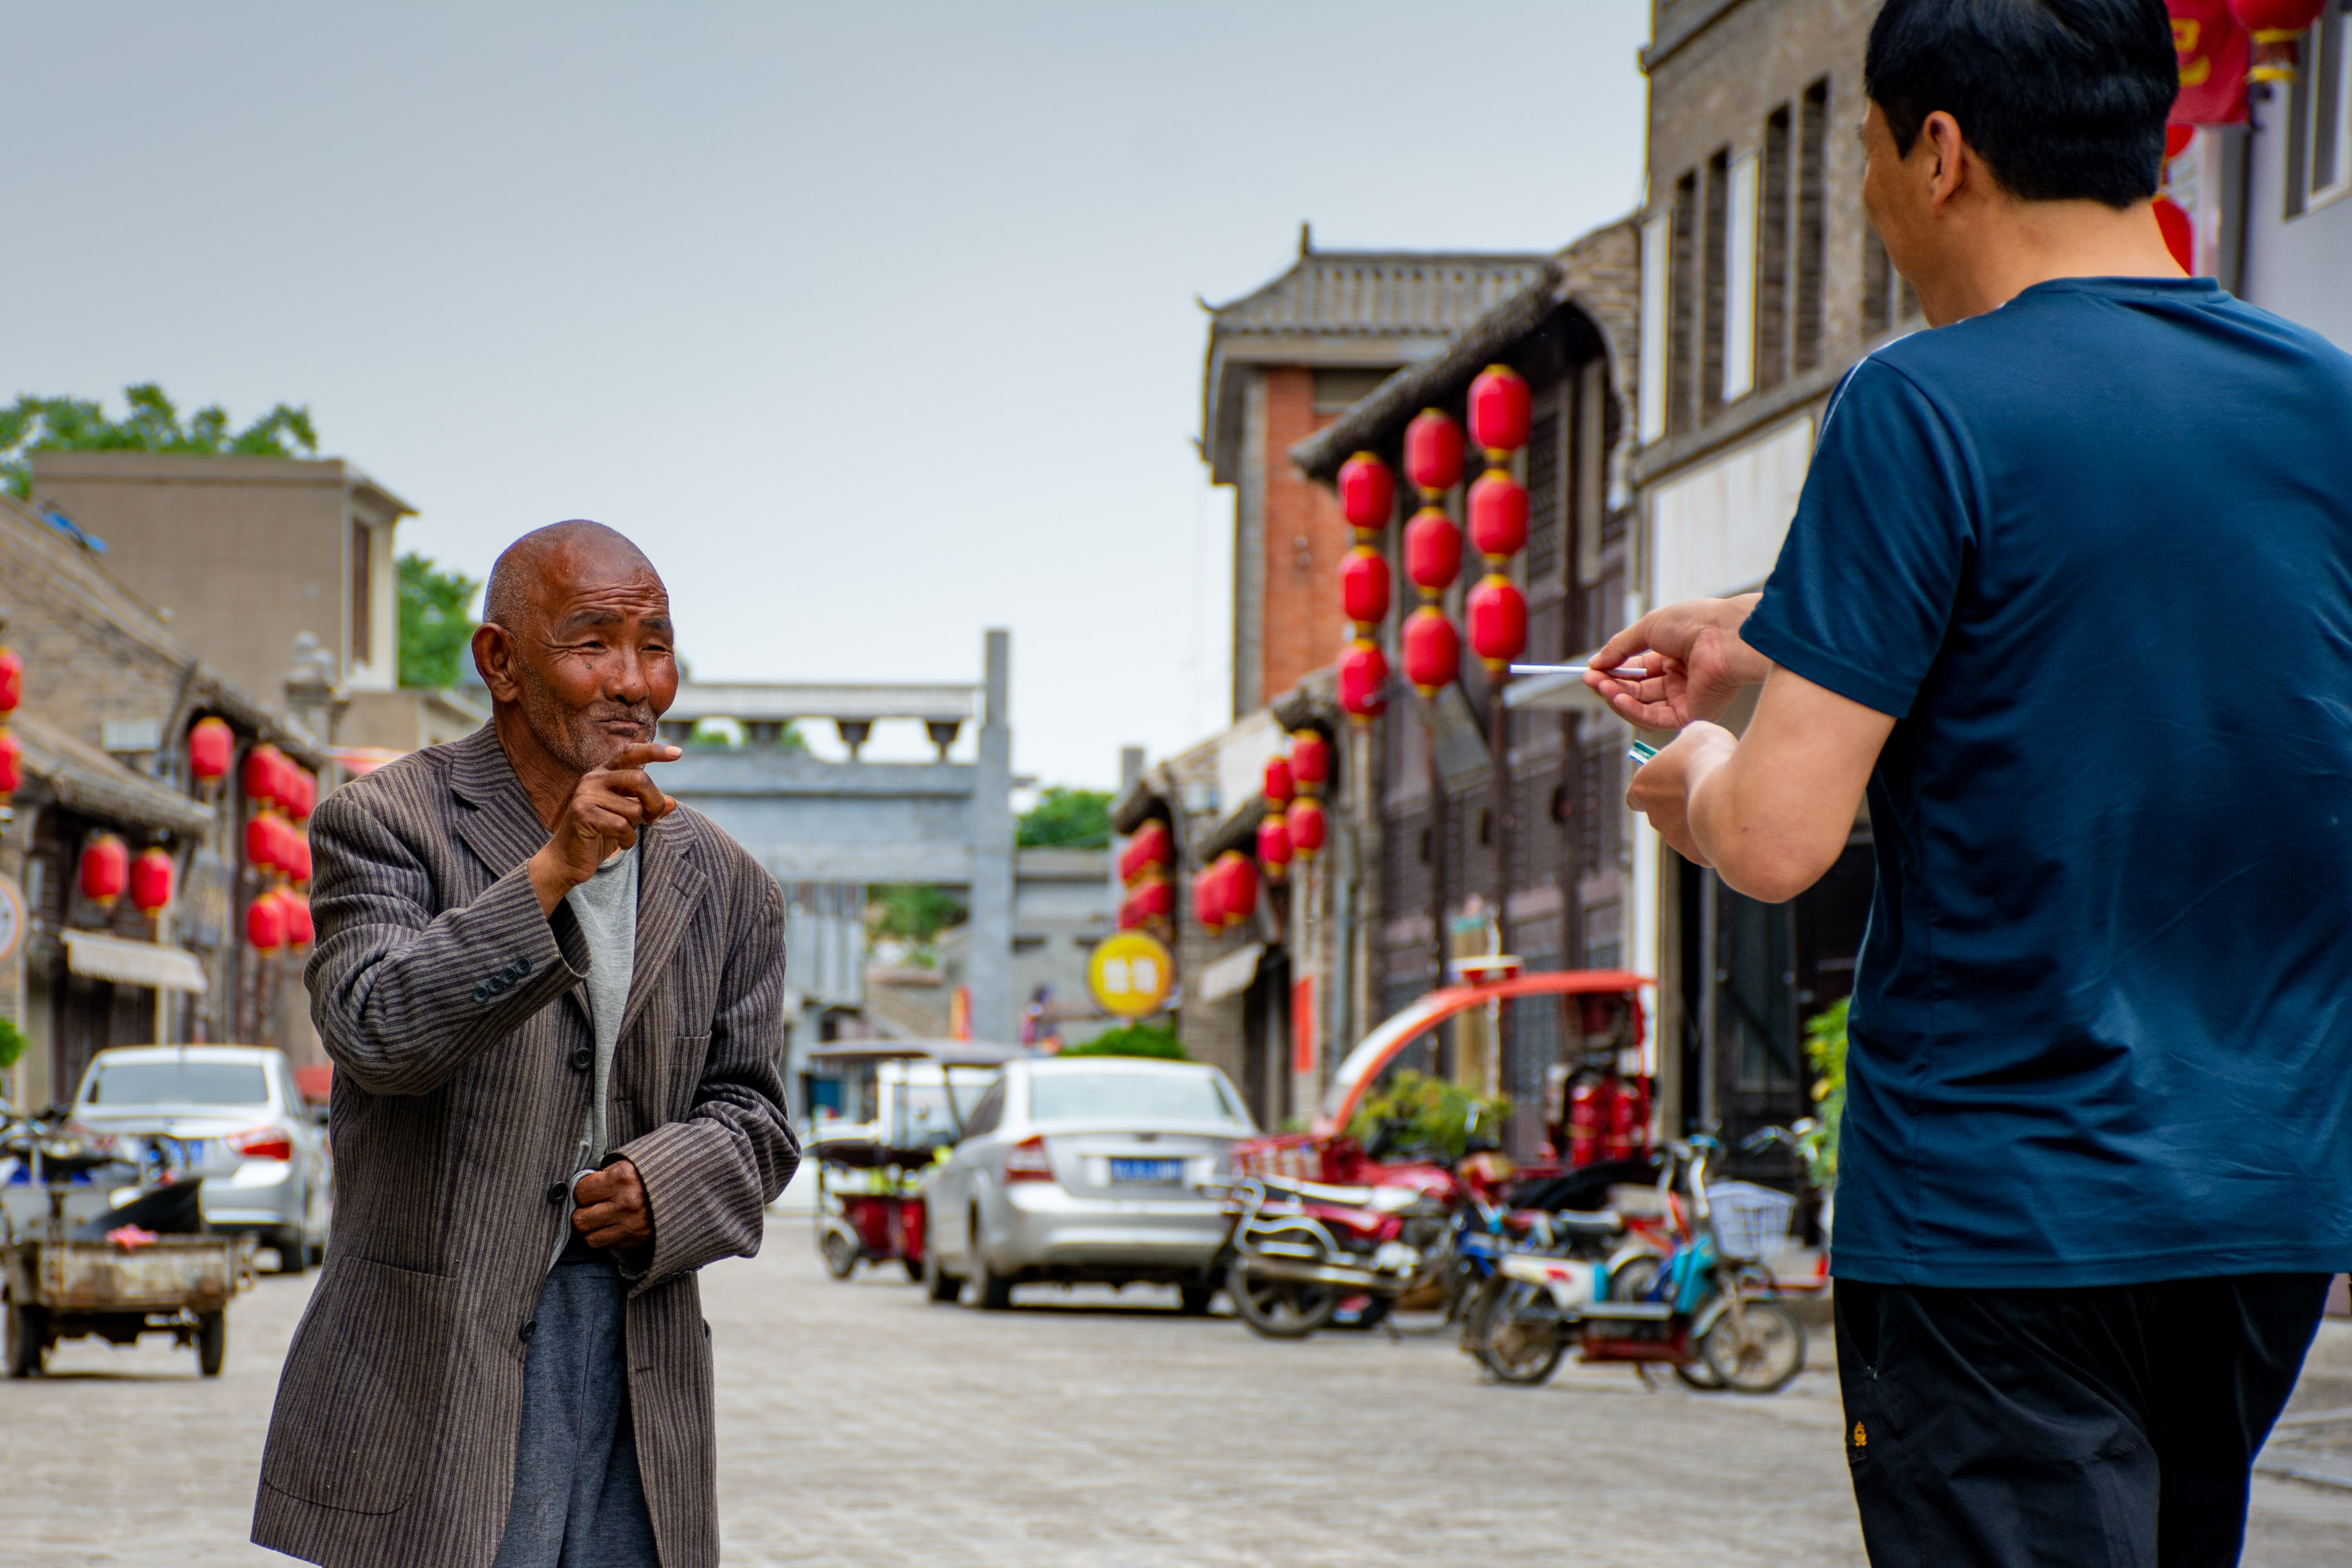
[1087,931,1174,1019]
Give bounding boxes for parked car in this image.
[70,1046,331,1275]
[920,1055,1258,1311]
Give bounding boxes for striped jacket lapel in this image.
[621,811,707,1042]
[447,725,550,881]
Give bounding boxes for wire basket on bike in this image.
[1705,1181,1798,1261]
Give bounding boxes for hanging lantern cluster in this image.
[1256,755,1295,882]
[2230,0,2326,82]
[242,742,317,952]
[1336,452,1394,721]
[1465,365,1532,674]
[1286,729,1329,862]
[1402,408,1466,695]
[1116,818,1175,933]
[0,639,20,797]
[1192,850,1259,932]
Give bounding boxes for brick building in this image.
[0,493,329,1108]
[1201,232,1548,720]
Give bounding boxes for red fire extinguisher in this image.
[1567,1075,1615,1168]
[1602,1076,1651,1162]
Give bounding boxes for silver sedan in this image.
[921,1056,1257,1312]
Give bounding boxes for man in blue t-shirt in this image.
[1589,2,2352,1564]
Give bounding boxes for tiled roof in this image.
[1210,251,1552,338]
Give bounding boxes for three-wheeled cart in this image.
[803,1040,1023,1283]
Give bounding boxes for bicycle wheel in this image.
[1699,1298,1807,1394]
[1226,1257,1339,1338]
[1468,1277,1566,1385]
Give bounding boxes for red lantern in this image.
[1338,641,1389,720]
[246,813,281,872]
[1256,812,1293,880]
[2165,124,2195,162]
[1287,797,1327,860]
[289,833,314,886]
[285,895,315,948]
[1132,876,1172,920]
[1340,546,1392,629]
[80,834,129,907]
[2231,0,2325,80]
[1404,409,1465,496]
[1403,608,1461,695]
[1290,730,1330,796]
[285,768,316,821]
[244,745,288,809]
[1403,508,1462,596]
[246,891,288,952]
[2154,195,2194,272]
[0,729,20,795]
[1120,820,1172,884]
[1468,575,1529,671]
[1192,868,1225,931]
[130,848,175,915]
[1338,452,1395,532]
[0,647,20,715]
[1119,902,1145,931]
[1263,755,1294,809]
[187,717,234,782]
[1468,472,1529,561]
[1218,852,1258,925]
[1468,365,1531,456]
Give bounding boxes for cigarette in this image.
[1509,662,1654,680]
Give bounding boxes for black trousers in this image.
[1836,1273,2332,1568]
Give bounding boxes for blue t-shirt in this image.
[1744,277,2352,1288]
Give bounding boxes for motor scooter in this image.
[1460,1130,1809,1394]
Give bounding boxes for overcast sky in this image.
[5,1,1650,789]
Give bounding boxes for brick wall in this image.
[1255,368,1351,707]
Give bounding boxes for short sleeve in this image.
[1741,356,1979,718]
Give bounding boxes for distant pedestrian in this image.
[252,520,797,1568]
[1585,1,2352,1564]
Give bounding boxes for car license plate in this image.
[1109,1158,1185,1185]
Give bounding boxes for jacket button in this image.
[519,1319,536,1341]
[546,1181,569,1205]
[571,1047,593,1071]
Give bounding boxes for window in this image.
[961,1078,1006,1139]
[1702,149,1731,411]
[1758,106,1792,393]
[2288,5,2352,216]
[1723,151,1760,401]
[1638,210,1672,443]
[1668,170,1700,437]
[83,1059,270,1107]
[1026,1069,1247,1127]
[350,519,372,669]
[1793,79,1828,375]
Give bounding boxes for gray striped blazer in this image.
[251,723,796,1568]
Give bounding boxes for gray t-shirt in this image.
[564,844,639,1176]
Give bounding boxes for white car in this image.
[71,1045,332,1275]
[920,1055,1258,1311]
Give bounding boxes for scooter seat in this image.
[1548,1208,1625,1237]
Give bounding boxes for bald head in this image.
[472,519,677,778]
[483,520,658,636]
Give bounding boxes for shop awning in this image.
[62,930,209,994]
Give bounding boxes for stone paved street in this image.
[6,1223,2352,1566]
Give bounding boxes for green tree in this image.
[866,884,965,965]
[397,552,482,689]
[1058,1021,1186,1060]
[1018,786,1112,848]
[0,383,317,499]
[1798,997,1849,1191]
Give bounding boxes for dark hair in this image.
[1866,0,2176,207]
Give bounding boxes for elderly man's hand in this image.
[1626,721,1737,863]
[572,1160,654,1251]
[528,743,680,914]
[1584,594,1770,729]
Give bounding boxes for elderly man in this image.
[252,521,796,1568]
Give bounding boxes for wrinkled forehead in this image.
[528,539,671,635]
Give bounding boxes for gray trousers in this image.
[492,1251,659,1568]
